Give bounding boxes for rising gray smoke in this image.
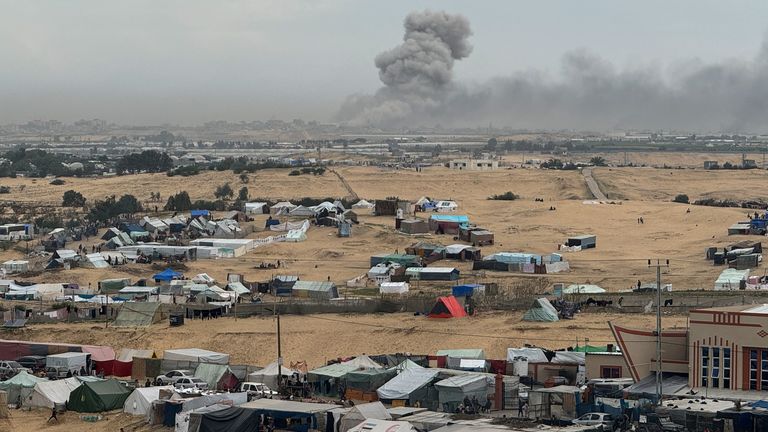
[338,11,768,133]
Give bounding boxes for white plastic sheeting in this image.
[379,282,409,295]
[377,368,439,400]
[28,377,82,408]
[123,385,174,416]
[163,348,230,365]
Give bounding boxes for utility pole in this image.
[276,313,282,390]
[648,258,669,404]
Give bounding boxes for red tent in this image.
[427,296,468,318]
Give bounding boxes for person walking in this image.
[47,407,58,423]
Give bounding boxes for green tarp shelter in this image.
[345,368,397,392]
[522,297,559,322]
[68,379,130,412]
[112,302,161,327]
[195,363,238,390]
[0,371,47,405]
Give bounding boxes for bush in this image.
[214,183,234,200]
[0,186,9,194]
[673,194,689,204]
[489,192,519,201]
[49,178,65,185]
[289,170,301,176]
[167,165,200,177]
[62,190,86,207]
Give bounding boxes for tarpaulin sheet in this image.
[199,406,263,432]
[377,368,438,400]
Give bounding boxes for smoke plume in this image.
[338,10,768,133]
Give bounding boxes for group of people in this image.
[636,217,645,224]
[455,395,491,414]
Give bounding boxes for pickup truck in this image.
[239,382,278,400]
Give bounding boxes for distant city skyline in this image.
[3,1,768,131]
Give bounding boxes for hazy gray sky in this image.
[2,0,768,126]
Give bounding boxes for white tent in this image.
[244,202,268,214]
[163,348,230,365]
[351,200,374,209]
[289,205,315,217]
[377,368,439,401]
[270,201,297,215]
[379,282,409,295]
[28,377,82,408]
[124,385,174,416]
[347,419,416,432]
[342,355,383,369]
[192,273,216,284]
[339,402,392,432]
[246,361,300,389]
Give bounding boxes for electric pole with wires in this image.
[648,258,669,404]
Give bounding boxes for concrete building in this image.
[689,305,768,392]
[448,159,498,171]
[611,304,768,399]
[585,351,631,380]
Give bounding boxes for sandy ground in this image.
[0,160,759,293]
[14,311,688,368]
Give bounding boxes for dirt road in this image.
[582,167,607,200]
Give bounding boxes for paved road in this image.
[582,167,608,200]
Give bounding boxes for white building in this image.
[448,159,498,171]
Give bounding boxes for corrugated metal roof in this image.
[293,281,336,292]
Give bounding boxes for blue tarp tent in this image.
[191,210,211,218]
[452,284,482,297]
[153,268,183,282]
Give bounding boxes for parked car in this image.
[239,382,278,400]
[572,412,614,429]
[0,360,31,377]
[174,377,209,390]
[45,366,70,380]
[16,355,47,372]
[156,370,194,385]
[544,376,569,387]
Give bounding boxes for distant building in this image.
[704,161,719,169]
[448,159,498,171]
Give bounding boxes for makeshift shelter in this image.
[399,219,430,235]
[98,278,131,293]
[0,371,47,405]
[270,201,297,215]
[434,374,490,412]
[244,202,268,214]
[404,267,459,281]
[192,273,216,284]
[339,402,393,432]
[247,360,300,390]
[288,205,315,217]
[198,406,263,432]
[427,296,468,318]
[113,302,162,327]
[68,379,130,412]
[164,348,230,365]
[82,345,117,376]
[114,348,155,377]
[239,399,339,432]
[309,364,360,396]
[153,268,183,282]
[379,282,409,295]
[123,385,174,416]
[562,284,605,294]
[28,377,82,408]
[291,281,338,300]
[347,419,417,432]
[342,355,383,369]
[351,199,374,210]
[522,298,559,322]
[377,367,439,405]
[345,369,397,393]
[195,363,239,391]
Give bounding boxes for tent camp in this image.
[309,363,360,396]
[246,360,300,390]
[289,205,315,217]
[376,367,439,404]
[347,419,417,432]
[522,298,559,322]
[339,402,393,432]
[195,363,239,390]
[153,268,183,282]
[28,377,84,408]
[68,379,131,412]
[351,200,374,210]
[123,385,174,416]
[0,371,47,405]
[427,296,468,318]
[164,348,230,365]
[434,374,490,412]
